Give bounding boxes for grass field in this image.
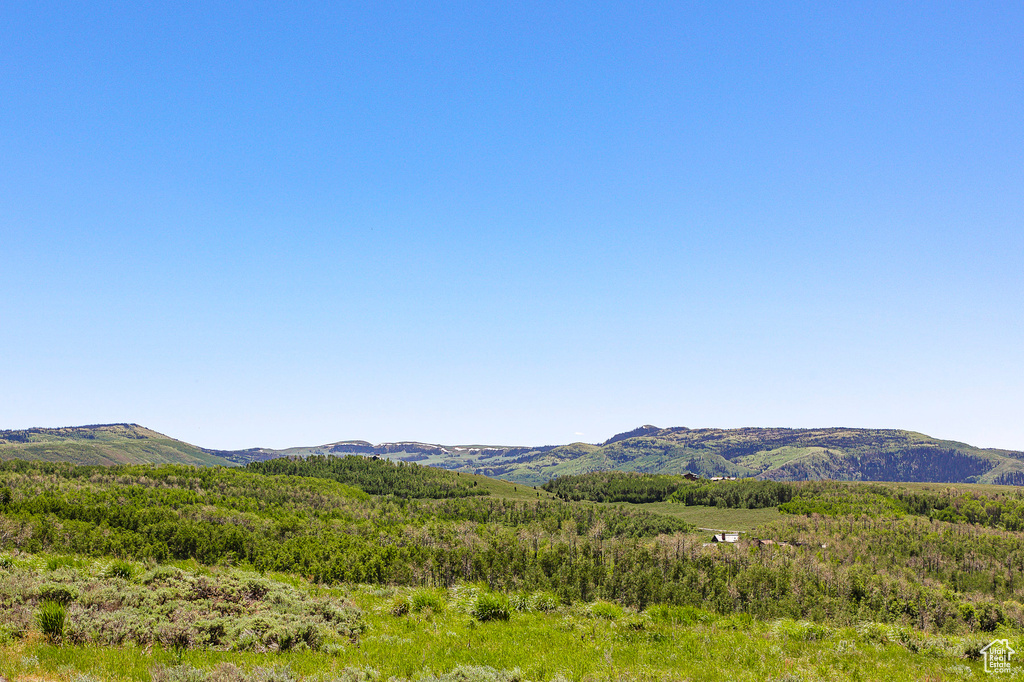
[534,478,1024,534]
[620,502,781,533]
[0,577,1005,682]
[464,473,560,502]
[871,480,1024,495]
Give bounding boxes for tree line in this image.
[247,455,489,499]
[542,473,1024,533]
[542,472,794,508]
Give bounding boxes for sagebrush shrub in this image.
[962,641,984,661]
[270,626,297,651]
[157,621,194,653]
[327,667,381,682]
[298,623,323,650]
[39,583,78,604]
[262,622,322,652]
[0,623,26,645]
[420,665,526,682]
[251,665,298,682]
[197,619,228,646]
[151,664,207,682]
[231,630,262,652]
[246,578,271,600]
[142,565,182,585]
[64,620,90,646]
[309,599,361,625]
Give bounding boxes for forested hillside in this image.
[543,472,795,508]
[0,460,687,588]
[545,471,1024,530]
[246,455,490,498]
[3,460,1024,619]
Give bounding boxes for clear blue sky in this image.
[2,2,1022,450]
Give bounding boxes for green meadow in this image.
[0,566,1006,681]
[623,502,781,533]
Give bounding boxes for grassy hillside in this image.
[0,424,232,467]
[624,501,782,532]
[644,426,1024,483]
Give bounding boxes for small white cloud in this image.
[574,432,584,436]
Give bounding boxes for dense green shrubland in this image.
[7,459,1024,682]
[0,558,364,652]
[542,472,684,503]
[152,662,531,682]
[668,479,795,508]
[778,480,1024,531]
[0,572,1011,681]
[544,472,1024,533]
[542,472,794,508]
[0,460,689,600]
[246,456,489,499]
[2,461,1024,631]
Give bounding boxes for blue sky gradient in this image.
[2,2,1022,449]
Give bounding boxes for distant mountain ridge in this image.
[236,425,1024,486]
[469,426,1024,486]
[3,423,1024,487]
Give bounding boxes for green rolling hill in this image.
[292,425,1024,487]
[0,423,232,467]
[3,422,1024,487]
[450,426,1024,486]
